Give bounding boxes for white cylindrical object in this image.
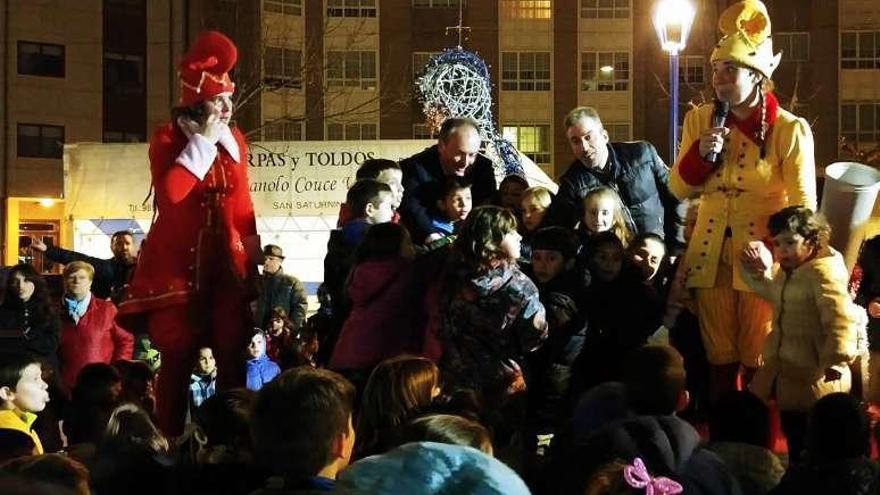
[819,162,880,268]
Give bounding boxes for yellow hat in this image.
[710,0,782,79]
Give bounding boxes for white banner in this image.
[64,139,556,219]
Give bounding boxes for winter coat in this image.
[669,92,817,291]
[745,248,860,412]
[0,300,60,372]
[550,141,683,246]
[400,145,497,243]
[245,354,281,391]
[329,259,425,370]
[563,415,743,495]
[438,262,547,397]
[59,296,134,392]
[255,269,308,329]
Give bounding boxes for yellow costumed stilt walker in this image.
[668,0,817,400]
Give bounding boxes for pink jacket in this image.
[329,259,425,370]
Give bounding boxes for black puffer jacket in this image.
[549,141,684,248]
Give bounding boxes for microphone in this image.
[706,99,730,165]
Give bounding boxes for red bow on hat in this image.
[178,30,237,107]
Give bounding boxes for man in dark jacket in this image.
[399,117,497,244]
[549,106,684,250]
[255,245,308,330]
[31,230,136,303]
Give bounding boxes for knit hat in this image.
[532,226,579,260]
[710,0,781,79]
[178,30,237,107]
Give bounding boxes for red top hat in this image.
[178,30,237,107]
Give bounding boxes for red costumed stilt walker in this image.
[118,31,259,435]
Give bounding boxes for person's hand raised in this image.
[30,237,47,253]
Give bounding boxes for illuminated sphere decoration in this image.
[417,47,523,176]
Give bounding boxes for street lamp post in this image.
[653,0,696,165]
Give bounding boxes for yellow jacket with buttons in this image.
[0,408,44,454]
[669,100,817,291]
[743,247,859,411]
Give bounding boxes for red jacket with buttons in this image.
[59,296,133,392]
[118,123,258,321]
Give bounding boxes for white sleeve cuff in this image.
[176,133,217,180]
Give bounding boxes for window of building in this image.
[413,52,439,81]
[502,124,551,166]
[326,122,377,140]
[580,0,629,19]
[327,0,376,18]
[263,120,305,141]
[776,32,809,62]
[327,51,377,90]
[264,0,302,15]
[413,0,463,7]
[501,52,551,91]
[17,41,65,77]
[500,0,551,19]
[841,102,880,147]
[581,52,629,91]
[264,47,302,89]
[104,52,145,94]
[103,131,145,143]
[679,55,705,85]
[413,123,435,139]
[604,122,631,141]
[841,31,879,69]
[17,124,64,159]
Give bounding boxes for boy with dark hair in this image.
[621,344,688,415]
[431,176,472,237]
[0,351,49,454]
[336,159,404,227]
[629,232,668,284]
[251,367,356,493]
[525,227,585,425]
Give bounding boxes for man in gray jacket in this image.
[254,244,308,330]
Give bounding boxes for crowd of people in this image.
[2,1,880,494]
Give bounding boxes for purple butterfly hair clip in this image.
[623,457,683,495]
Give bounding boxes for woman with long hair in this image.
[0,264,60,372]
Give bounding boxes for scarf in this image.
[63,293,91,324]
